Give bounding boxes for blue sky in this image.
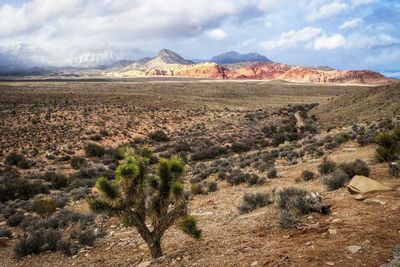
[0,0,399,73]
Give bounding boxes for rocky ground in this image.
[0,81,399,267]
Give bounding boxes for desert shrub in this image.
[388,162,400,178]
[279,210,298,228]
[190,183,207,195]
[70,187,90,200]
[149,130,169,142]
[7,212,25,227]
[84,143,106,158]
[334,132,351,144]
[324,141,338,150]
[0,228,13,239]
[17,159,31,169]
[231,142,251,153]
[276,187,330,216]
[100,129,110,137]
[21,210,94,232]
[71,156,87,170]
[322,169,349,191]
[56,239,73,256]
[67,179,95,191]
[301,170,315,181]
[226,169,247,185]
[271,133,287,147]
[356,130,376,146]
[238,192,271,214]
[180,216,202,240]
[337,159,370,178]
[5,152,25,166]
[31,196,57,216]
[71,229,96,246]
[174,141,191,152]
[0,178,49,202]
[54,195,69,208]
[217,171,227,180]
[267,168,278,178]
[191,146,227,161]
[373,130,400,162]
[14,229,69,259]
[206,181,218,192]
[89,134,102,141]
[317,158,336,175]
[246,173,266,186]
[71,164,114,180]
[276,187,308,209]
[43,172,68,189]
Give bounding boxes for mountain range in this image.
[0,44,394,85]
[107,49,392,85]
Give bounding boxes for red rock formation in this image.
[117,61,393,85]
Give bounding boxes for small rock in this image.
[251,261,259,266]
[138,260,152,267]
[353,194,365,201]
[332,219,343,224]
[328,228,337,235]
[347,245,361,254]
[326,262,335,266]
[364,199,386,205]
[305,241,312,246]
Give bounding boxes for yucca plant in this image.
[374,129,400,162]
[89,150,200,259]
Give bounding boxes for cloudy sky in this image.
[0,0,399,72]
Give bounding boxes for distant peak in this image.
[153,49,193,65]
[157,49,178,57]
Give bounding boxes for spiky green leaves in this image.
[180,216,201,240]
[96,177,119,200]
[157,156,185,184]
[374,129,400,162]
[171,182,184,198]
[88,198,114,213]
[116,160,139,180]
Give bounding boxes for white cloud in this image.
[339,18,364,29]
[313,34,346,50]
[0,0,255,46]
[351,0,376,7]
[205,29,227,40]
[260,27,322,50]
[345,33,400,49]
[307,1,349,21]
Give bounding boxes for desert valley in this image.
[1,1,400,267]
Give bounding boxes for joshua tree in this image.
[89,149,201,259]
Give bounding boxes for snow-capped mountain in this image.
[69,48,121,68]
[0,43,51,72]
[0,43,152,73]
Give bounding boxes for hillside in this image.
[312,82,400,128]
[108,50,393,85]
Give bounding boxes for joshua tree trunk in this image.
[148,239,163,259]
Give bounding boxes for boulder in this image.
[347,176,391,194]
